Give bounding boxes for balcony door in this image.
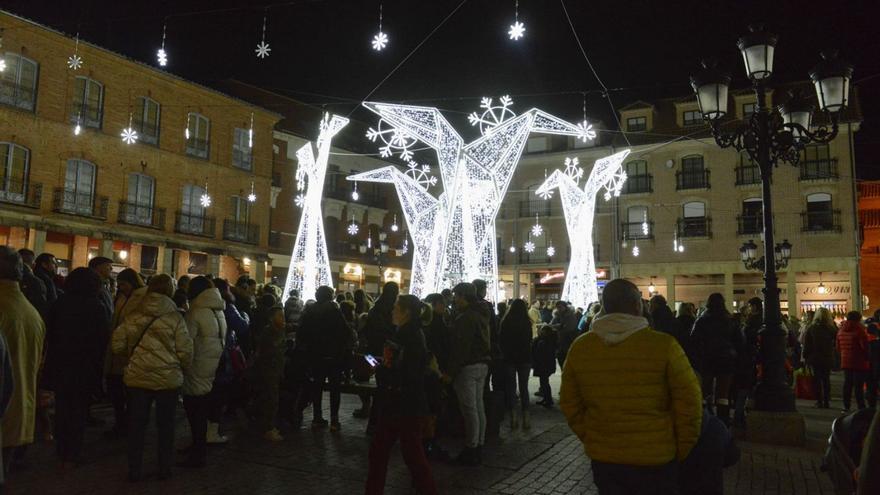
[806,193,833,230]
[741,198,762,234]
[181,184,206,233]
[64,159,96,214]
[682,201,707,237]
[0,143,28,202]
[127,173,155,225]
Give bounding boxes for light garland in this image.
[391,214,399,232]
[508,0,525,40]
[200,181,212,208]
[531,214,543,237]
[255,10,271,59]
[282,113,349,304]
[536,149,630,308]
[121,112,138,144]
[351,97,594,299]
[157,23,168,67]
[67,33,83,70]
[372,3,388,51]
[247,181,257,203]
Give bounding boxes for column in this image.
[176,250,190,278]
[724,271,734,312]
[786,267,798,317]
[128,243,142,270]
[29,228,46,254]
[513,267,521,299]
[850,259,862,312]
[157,246,174,276]
[8,227,27,249]
[208,254,221,278]
[100,238,113,258]
[255,259,266,283]
[665,274,676,305]
[72,235,89,268]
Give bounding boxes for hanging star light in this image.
[371,3,388,51]
[294,194,305,208]
[67,33,83,70]
[391,214,399,232]
[536,149,630,308]
[120,112,138,144]
[531,215,543,237]
[247,181,257,203]
[547,245,556,257]
[350,97,594,299]
[255,10,271,58]
[524,240,535,253]
[508,0,525,40]
[199,183,212,208]
[282,113,349,304]
[348,220,359,236]
[156,24,168,66]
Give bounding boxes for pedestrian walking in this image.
[179,277,226,468]
[689,293,741,424]
[364,295,438,495]
[499,299,533,429]
[559,279,702,495]
[803,307,837,408]
[112,274,193,481]
[837,311,870,411]
[447,282,491,466]
[43,268,110,467]
[0,247,46,475]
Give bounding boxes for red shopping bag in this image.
[795,368,816,400]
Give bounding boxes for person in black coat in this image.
[364,295,438,495]
[650,295,686,349]
[500,299,533,428]
[297,286,353,431]
[43,267,111,466]
[531,325,557,408]
[357,282,399,420]
[34,253,61,306]
[679,408,740,495]
[690,293,742,424]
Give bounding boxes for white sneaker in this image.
[206,421,228,444]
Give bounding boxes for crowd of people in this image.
[0,243,877,494]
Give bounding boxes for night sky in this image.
[6,0,880,178]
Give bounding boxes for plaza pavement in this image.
[5,373,843,495]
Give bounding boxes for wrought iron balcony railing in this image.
[675,169,711,190]
[798,159,838,181]
[223,219,259,244]
[676,217,712,238]
[801,209,842,233]
[175,211,216,237]
[118,201,166,230]
[0,180,41,209]
[52,188,108,219]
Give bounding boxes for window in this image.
[627,116,646,132]
[230,195,250,223]
[126,173,155,225]
[0,143,29,202]
[680,201,709,237]
[677,155,708,189]
[63,159,96,214]
[526,136,548,153]
[683,110,701,126]
[70,77,104,128]
[736,152,760,185]
[625,205,650,239]
[0,53,38,111]
[805,192,834,230]
[683,201,705,219]
[622,160,651,194]
[325,165,340,193]
[743,102,756,118]
[800,144,836,180]
[740,198,763,234]
[232,128,253,170]
[179,184,207,233]
[135,97,161,145]
[186,113,210,159]
[803,144,830,162]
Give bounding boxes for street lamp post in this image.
[690,25,852,412]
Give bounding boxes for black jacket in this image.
[690,310,742,375]
[499,313,532,366]
[423,313,451,374]
[652,305,686,349]
[552,308,579,360]
[363,303,395,356]
[531,332,557,377]
[20,266,48,321]
[298,300,352,364]
[43,292,111,394]
[375,320,429,417]
[679,408,740,495]
[34,265,60,306]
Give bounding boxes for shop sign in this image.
[539,272,564,284]
[383,268,402,284]
[342,263,363,278]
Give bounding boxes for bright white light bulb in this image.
[372,31,388,51]
[74,124,82,136]
[247,193,256,203]
[157,48,167,66]
[185,127,191,140]
[508,21,525,40]
[248,128,254,148]
[199,193,212,208]
[509,245,516,253]
[547,246,556,257]
[648,284,656,293]
[351,190,360,201]
[391,223,399,232]
[121,127,138,145]
[632,245,640,257]
[119,250,128,260]
[0,59,5,72]
[678,244,685,253]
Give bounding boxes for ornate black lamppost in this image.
[690,25,852,412]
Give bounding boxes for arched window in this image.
[71,77,104,128]
[0,142,29,201]
[125,173,155,226]
[625,205,650,239]
[0,53,39,111]
[186,113,210,158]
[680,201,709,237]
[805,193,834,231]
[179,184,208,235]
[63,159,96,215]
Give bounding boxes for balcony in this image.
[737,214,763,235]
[735,165,761,185]
[801,209,842,233]
[622,174,652,194]
[621,221,654,240]
[0,180,41,209]
[518,200,553,218]
[223,219,259,244]
[677,217,712,238]
[69,103,103,129]
[186,138,210,159]
[675,169,711,190]
[0,82,36,111]
[52,188,108,219]
[118,202,166,229]
[233,148,253,171]
[175,211,216,238]
[799,159,838,181]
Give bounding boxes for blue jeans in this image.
[503,364,530,410]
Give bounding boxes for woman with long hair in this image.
[365,295,438,495]
[689,293,742,424]
[499,299,533,429]
[803,307,837,408]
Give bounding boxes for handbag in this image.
[794,367,816,400]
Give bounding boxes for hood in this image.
[590,313,649,345]
[140,291,180,317]
[190,287,225,311]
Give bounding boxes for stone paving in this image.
[4,374,845,495]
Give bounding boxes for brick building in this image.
[859,181,880,314]
[0,10,280,281]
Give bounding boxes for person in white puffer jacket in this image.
[179,276,227,468]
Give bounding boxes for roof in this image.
[618,100,655,112]
[0,9,282,120]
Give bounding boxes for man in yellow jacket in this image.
[560,279,702,495]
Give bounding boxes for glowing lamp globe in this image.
[691,60,731,121]
[736,25,777,80]
[810,50,853,113]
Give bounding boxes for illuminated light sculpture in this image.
[352,97,595,300]
[282,113,349,303]
[536,149,630,308]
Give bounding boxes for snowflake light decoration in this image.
[405,161,438,190]
[255,12,271,58]
[352,99,595,299]
[508,21,525,40]
[366,120,417,160]
[547,245,556,257]
[524,240,535,253]
[537,171,555,200]
[641,220,649,236]
[120,113,138,144]
[632,245,640,257]
[294,194,305,208]
[156,23,168,67]
[563,157,584,185]
[347,222,359,236]
[468,96,515,135]
[199,192,212,208]
[283,113,349,304]
[372,32,388,51]
[536,149,630,308]
[247,182,257,203]
[531,216,543,237]
[67,54,83,70]
[577,120,597,142]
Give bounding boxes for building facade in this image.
[859,180,880,314]
[0,11,280,281]
[496,87,863,318]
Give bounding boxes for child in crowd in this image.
[531,325,557,408]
